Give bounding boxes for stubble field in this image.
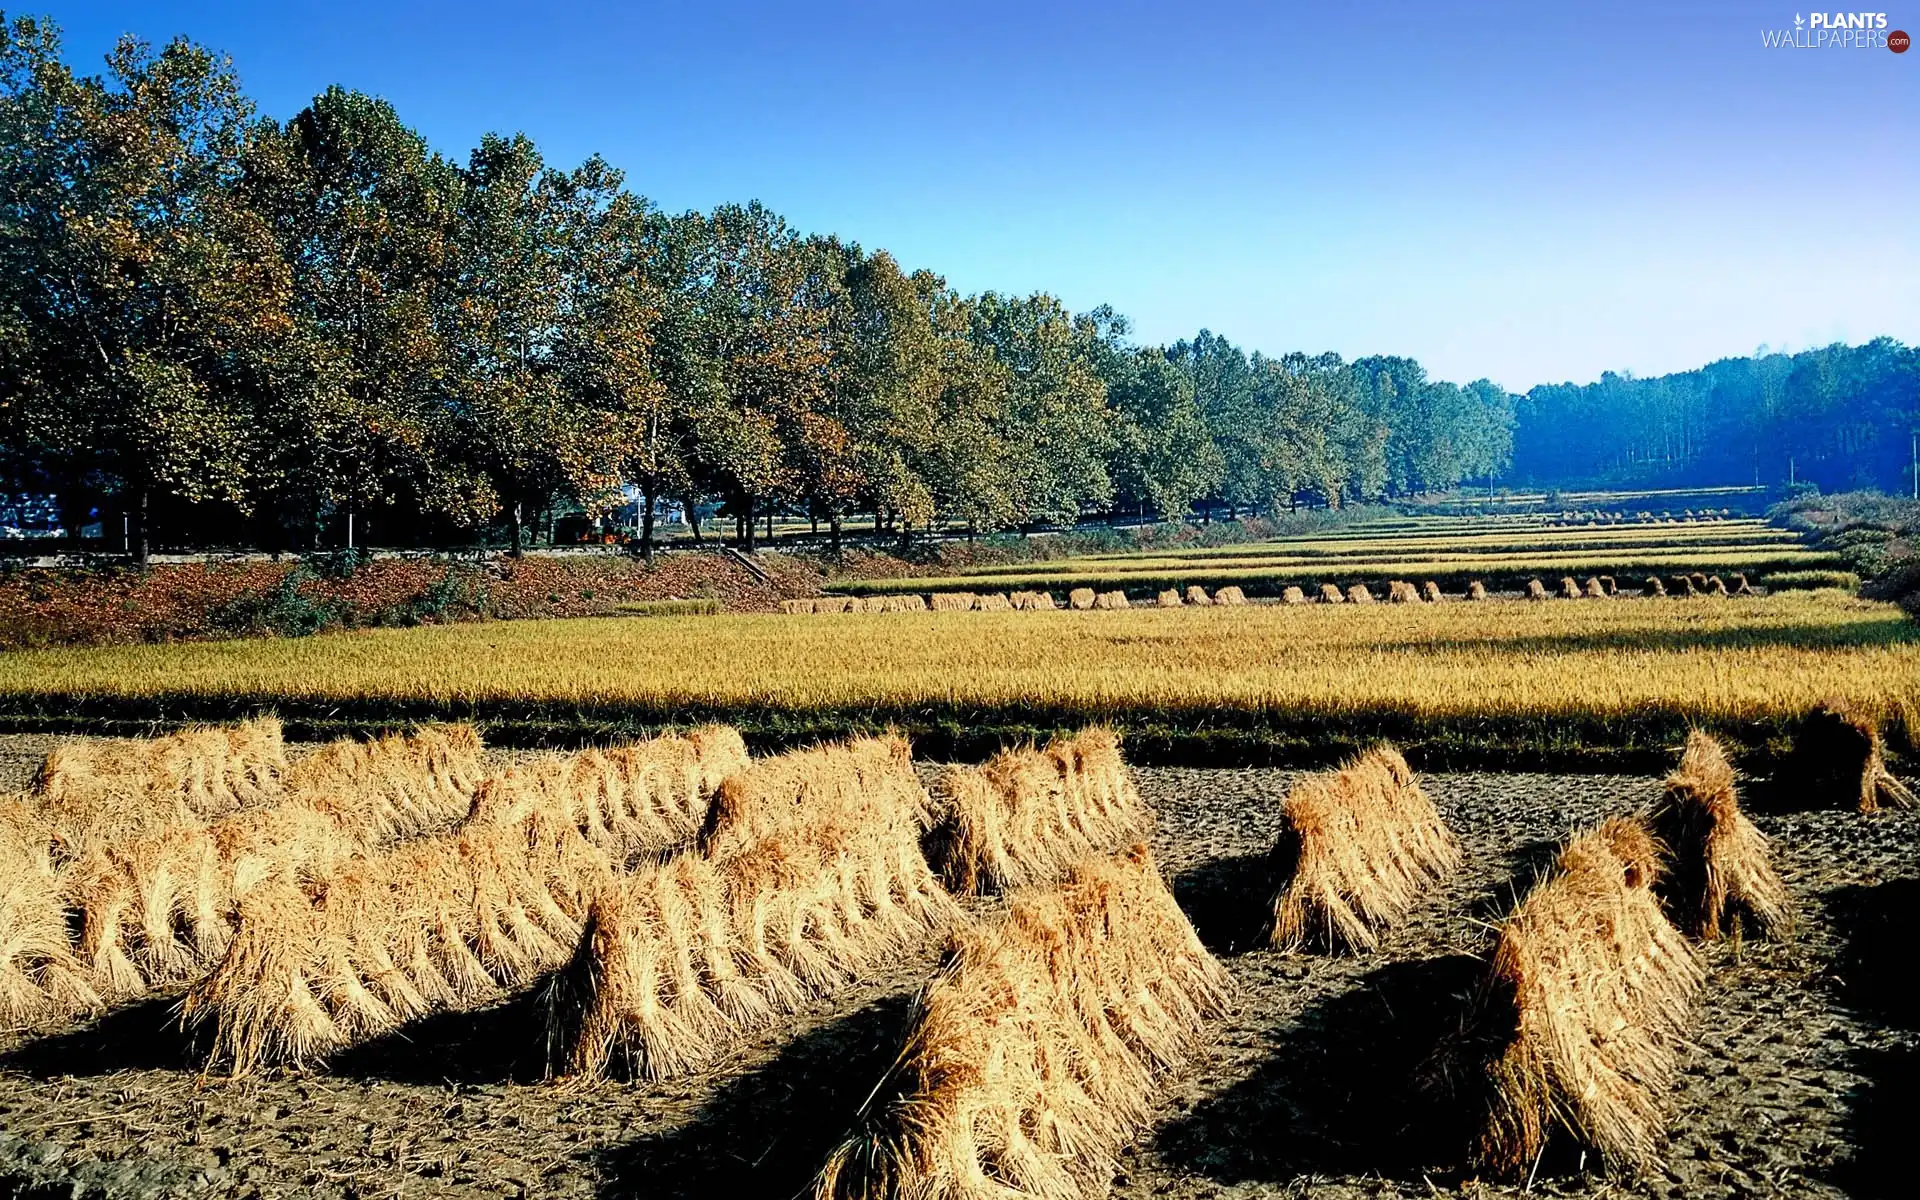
[0,740,1912,1199]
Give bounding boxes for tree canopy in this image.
[8,17,1908,561]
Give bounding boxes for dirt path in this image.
[1,751,1913,1199]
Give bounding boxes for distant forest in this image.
[1,17,1914,562]
[1512,339,1919,494]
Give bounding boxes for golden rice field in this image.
[0,589,1910,765]
[834,517,1839,596]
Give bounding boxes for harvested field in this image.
[0,739,1914,1199]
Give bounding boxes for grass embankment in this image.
[0,591,1908,770]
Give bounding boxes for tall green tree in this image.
[0,18,289,562]
[241,86,463,546]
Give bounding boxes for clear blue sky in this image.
[36,0,1920,391]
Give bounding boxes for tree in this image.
[0,18,290,562]
[1107,349,1221,522]
[241,86,464,548]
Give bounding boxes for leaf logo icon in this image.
[1794,13,1804,26]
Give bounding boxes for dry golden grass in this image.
[1267,745,1460,951]
[2,593,1912,745]
[554,739,958,1080]
[1646,731,1789,940]
[1451,818,1703,1178]
[927,728,1149,894]
[813,844,1231,1200]
[1786,699,1918,813]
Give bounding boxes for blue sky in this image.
[36,0,1920,391]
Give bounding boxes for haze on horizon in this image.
[43,0,1920,392]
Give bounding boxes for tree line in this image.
[1512,340,1920,495]
[4,17,1531,563]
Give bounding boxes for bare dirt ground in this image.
[1,741,1914,1200]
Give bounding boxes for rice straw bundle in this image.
[1584,577,1606,599]
[284,723,485,844]
[1467,581,1489,601]
[1068,588,1097,610]
[1157,589,1183,608]
[29,717,288,856]
[928,728,1150,894]
[700,735,930,864]
[813,845,1231,1200]
[1281,586,1307,604]
[1093,590,1130,610]
[1267,744,1460,951]
[1388,581,1419,603]
[930,593,976,612]
[187,797,609,1072]
[1706,575,1728,597]
[1642,575,1667,597]
[1453,819,1702,1178]
[1421,580,1444,602]
[1786,699,1917,813]
[1558,577,1581,600]
[975,593,1013,611]
[67,725,496,1004]
[1670,575,1697,597]
[1319,583,1345,603]
[1599,575,1618,595]
[1010,591,1053,611]
[555,785,960,1081]
[1645,732,1789,940]
[781,599,814,614]
[0,797,101,1025]
[1185,585,1212,606]
[1215,586,1248,605]
[489,725,749,857]
[1346,584,1374,605]
[1525,579,1549,601]
[1731,573,1754,596]
[187,729,743,1072]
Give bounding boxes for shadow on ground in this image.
[0,996,201,1077]
[1172,851,1273,954]
[1822,877,1920,1199]
[594,992,914,1200]
[324,987,558,1086]
[1154,954,1482,1183]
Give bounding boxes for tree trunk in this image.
[640,478,657,566]
[685,497,703,545]
[829,511,842,556]
[742,495,757,552]
[133,487,151,569]
[509,499,525,557]
[766,509,774,545]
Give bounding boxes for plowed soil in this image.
[2,742,1914,1199]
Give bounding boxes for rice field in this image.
[833,516,1840,597]
[0,588,1910,766]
